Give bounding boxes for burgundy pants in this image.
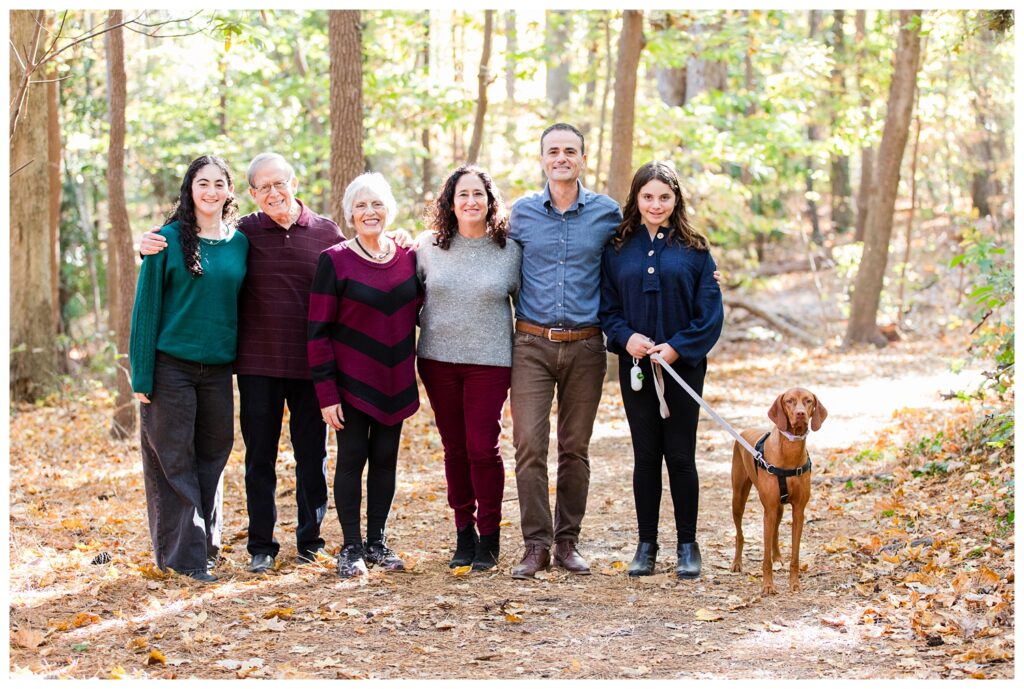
[418,357,511,536]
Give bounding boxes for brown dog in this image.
[730,388,827,594]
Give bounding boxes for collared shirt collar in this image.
[542,179,588,214]
[257,199,309,229]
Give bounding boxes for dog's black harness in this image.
[753,433,812,505]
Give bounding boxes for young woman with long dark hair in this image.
[416,165,521,572]
[599,160,724,579]
[129,155,249,582]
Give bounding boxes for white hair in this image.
[341,172,398,229]
[247,152,295,188]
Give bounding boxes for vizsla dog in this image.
[730,388,827,594]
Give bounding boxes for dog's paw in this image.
[761,581,777,596]
[730,561,742,573]
[789,579,801,592]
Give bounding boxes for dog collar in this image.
[780,429,808,441]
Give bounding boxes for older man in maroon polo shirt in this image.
[141,152,343,573]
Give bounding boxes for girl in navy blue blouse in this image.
[599,161,724,579]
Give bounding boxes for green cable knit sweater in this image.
[129,221,248,394]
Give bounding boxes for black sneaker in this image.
[364,540,405,572]
[337,544,368,578]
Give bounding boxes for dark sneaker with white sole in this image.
[364,541,405,572]
[337,544,368,578]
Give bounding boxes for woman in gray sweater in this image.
[417,165,521,571]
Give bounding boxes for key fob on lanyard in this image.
[630,357,644,391]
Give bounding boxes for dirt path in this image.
[7,337,1012,679]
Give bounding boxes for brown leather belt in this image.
[515,321,602,342]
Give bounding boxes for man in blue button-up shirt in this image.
[507,123,622,579]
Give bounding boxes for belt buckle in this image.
[546,327,566,342]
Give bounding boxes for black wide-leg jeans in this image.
[238,375,329,559]
[140,352,234,574]
[618,355,706,545]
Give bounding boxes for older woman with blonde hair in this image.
[308,172,421,578]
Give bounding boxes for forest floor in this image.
[7,225,1015,679]
[8,336,1014,680]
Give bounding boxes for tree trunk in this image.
[467,10,494,165]
[329,10,364,236]
[650,11,687,107]
[105,11,137,437]
[291,39,325,140]
[853,10,874,242]
[504,11,517,103]
[829,10,853,235]
[593,14,613,191]
[897,75,924,327]
[419,15,433,202]
[9,9,57,401]
[805,11,823,246]
[684,14,727,104]
[46,11,64,339]
[845,10,923,347]
[607,10,644,204]
[545,10,571,115]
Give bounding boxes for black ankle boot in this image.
[472,528,500,571]
[449,525,479,568]
[676,542,702,579]
[627,542,658,577]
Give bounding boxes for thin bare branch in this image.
[10,159,34,177]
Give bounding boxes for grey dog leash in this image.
[649,352,764,462]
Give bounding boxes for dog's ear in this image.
[768,393,788,431]
[810,394,828,431]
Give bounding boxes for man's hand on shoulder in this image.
[139,227,168,256]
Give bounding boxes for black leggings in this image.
[334,402,403,546]
[618,356,706,544]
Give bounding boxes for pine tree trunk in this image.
[105,11,137,437]
[9,9,57,401]
[329,10,364,236]
[607,10,644,204]
[845,10,923,347]
[467,10,494,165]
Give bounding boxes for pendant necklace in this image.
[355,236,391,261]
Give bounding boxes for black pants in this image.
[334,401,403,546]
[140,352,233,574]
[238,375,329,558]
[618,356,706,544]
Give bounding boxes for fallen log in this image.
[723,296,823,347]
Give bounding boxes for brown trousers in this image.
[510,331,607,546]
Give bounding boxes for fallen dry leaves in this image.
[7,322,1014,679]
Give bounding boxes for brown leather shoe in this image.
[554,540,591,575]
[510,544,550,579]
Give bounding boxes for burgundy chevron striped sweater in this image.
[307,242,421,425]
